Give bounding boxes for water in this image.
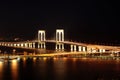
[0,57,120,80]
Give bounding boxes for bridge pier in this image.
[11,44,13,47]
[25,43,28,48]
[87,47,97,53]
[21,43,24,47]
[38,42,46,49]
[78,46,82,52]
[70,45,77,52]
[99,49,106,53]
[74,45,77,52]
[56,43,64,51]
[17,43,19,47]
[82,46,86,52]
[71,45,73,51]
[28,43,32,48]
[33,43,35,48]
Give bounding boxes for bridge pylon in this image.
[38,30,46,49]
[56,29,64,51]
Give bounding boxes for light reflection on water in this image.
[0,57,120,80]
[11,60,19,80]
[53,58,67,80]
[0,62,3,80]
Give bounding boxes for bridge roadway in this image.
[0,40,120,51]
[34,40,120,51]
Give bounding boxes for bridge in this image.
[0,29,120,54]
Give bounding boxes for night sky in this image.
[0,1,120,45]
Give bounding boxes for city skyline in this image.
[0,1,120,45]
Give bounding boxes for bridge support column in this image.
[33,43,35,48]
[87,48,97,53]
[30,43,33,48]
[38,43,40,48]
[25,43,28,48]
[29,43,31,48]
[82,47,86,52]
[92,48,97,53]
[78,46,82,52]
[99,49,105,53]
[10,43,13,46]
[21,43,24,47]
[38,42,46,49]
[116,52,119,57]
[14,44,16,47]
[71,45,73,52]
[87,47,91,53]
[17,44,20,47]
[74,45,76,52]
[41,43,43,48]
[71,45,77,52]
[56,43,64,51]
[62,44,64,50]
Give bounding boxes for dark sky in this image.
[0,1,120,45]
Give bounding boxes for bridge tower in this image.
[38,30,46,49]
[56,29,64,51]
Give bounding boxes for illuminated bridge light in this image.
[99,49,106,53]
[11,44,13,46]
[87,47,91,53]
[92,49,97,53]
[74,45,76,51]
[25,43,28,48]
[83,47,86,52]
[102,49,105,52]
[78,46,82,52]
[14,44,16,47]
[33,43,35,48]
[71,45,73,52]
[17,44,20,47]
[21,44,23,47]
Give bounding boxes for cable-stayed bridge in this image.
[0,29,120,54]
